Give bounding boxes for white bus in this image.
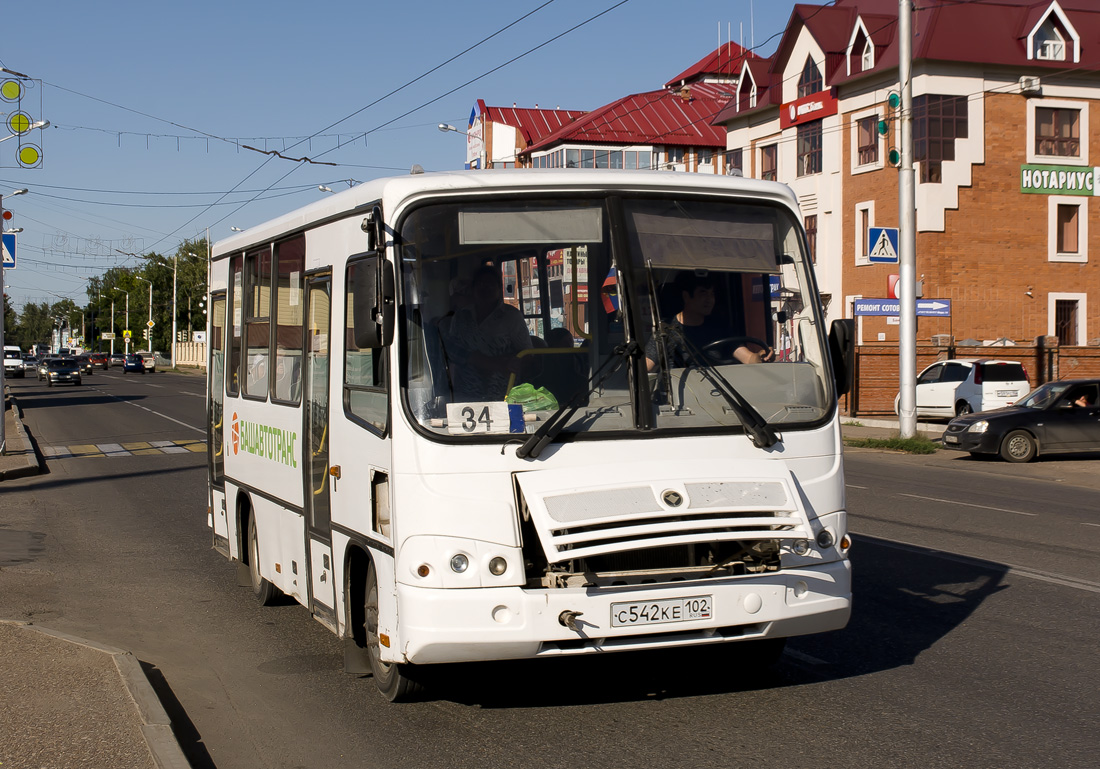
[206,169,855,701]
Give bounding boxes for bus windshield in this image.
[399,194,831,440]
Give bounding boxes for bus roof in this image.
[211,169,799,260]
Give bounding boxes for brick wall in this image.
[840,92,1100,345]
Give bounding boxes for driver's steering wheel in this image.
[700,336,770,364]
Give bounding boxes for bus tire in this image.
[247,515,280,606]
[364,566,423,702]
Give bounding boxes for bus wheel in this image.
[247,515,280,605]
[364,567,423,702]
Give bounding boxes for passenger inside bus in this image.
[645,270,773,371]
[440,263,532,402]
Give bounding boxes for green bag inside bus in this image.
[505,383,559,412]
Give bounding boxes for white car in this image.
[895,358,1031,418]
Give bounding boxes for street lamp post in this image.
[0,187,29,454]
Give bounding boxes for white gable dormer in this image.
[736,63,757,112]
[846,17,874,76]
[1027,1,1080,63]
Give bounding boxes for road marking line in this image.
[855,535,1100,594]
[85,384,204,433]
[1082,523,1100,528]
[846,484,869,490]
[897,492,1038,517]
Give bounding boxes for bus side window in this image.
[273,236,305,404]
[345,257,388,433]
[227,255,243,397]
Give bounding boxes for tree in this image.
[13,301,52,348]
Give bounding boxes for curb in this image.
[1,392,42,481]
[2,621,191,769]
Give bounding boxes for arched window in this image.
[798,57,822,98]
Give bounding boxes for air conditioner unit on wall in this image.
[1019,76,1042,95]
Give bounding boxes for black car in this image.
[942,379,1100,462]
[43,358,82,387]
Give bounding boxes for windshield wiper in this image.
[663,324,780,448]
[515,341,641,460]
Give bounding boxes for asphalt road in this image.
[2,373,1097,769]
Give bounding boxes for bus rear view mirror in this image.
[829,319,854,396]
[352,257,395,349]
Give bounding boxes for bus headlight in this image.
[449,554,469,573]
[816,530,835,549]
[791,540,811,556]
[488,557,508,576]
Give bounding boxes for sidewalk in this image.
[1,389,41,480]
[0,391,190,768]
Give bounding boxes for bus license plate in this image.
[610,595,712,627]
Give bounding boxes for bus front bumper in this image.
[391,559,850,665]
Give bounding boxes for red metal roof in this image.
[522,82,733,155]
[478,99,587,145]
[665,42,756,88]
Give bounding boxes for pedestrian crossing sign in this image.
[868,227,899,263]
[2,232,15,269]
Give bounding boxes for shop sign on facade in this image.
[1020,164,1100,195]
[779,89,838,129]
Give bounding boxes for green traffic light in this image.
[877,119,889,136]
[889,148,901,166]
[888,92,901,109]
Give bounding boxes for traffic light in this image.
[143,328,149,340]
[884,91,902,167]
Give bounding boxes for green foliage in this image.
[843,435,940,454]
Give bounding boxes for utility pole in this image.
[0,188,29,454]
[171,255,178,368]
[897,0,917,438]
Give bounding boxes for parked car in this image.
[76,355,95,375]
[942,379,1100,462]
[109,353,126,367]
[43,358,82,387]
[122,353,146,373]
[88,352,109,370]
[138,351,156,372]
[895,358,1030,418]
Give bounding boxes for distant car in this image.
[122,353,146,374]
[36,358,57,380]
[76,355,95,375]
[22,354,37,373]
[109,353,126,367]
[44,358,82,387]
[3,345,24,378]
[942,379,1100,462]
[88,352,109,370]
[138,351,156,372]
[896,358,1030,418]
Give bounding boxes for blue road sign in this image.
[853,298,952,317]
[1,232,14,269]
[867,227,899,263]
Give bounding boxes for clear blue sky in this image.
[0,0,799,313]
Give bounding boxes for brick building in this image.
[714,0,1100,349]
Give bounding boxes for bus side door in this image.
[304,275,337,628]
